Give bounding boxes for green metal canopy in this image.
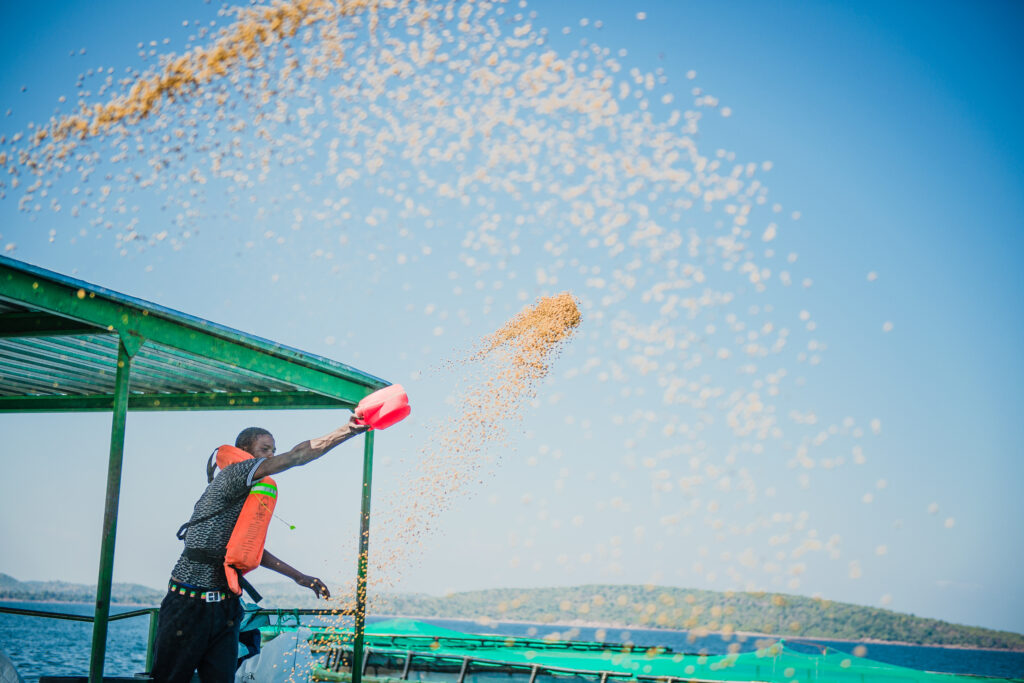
[0,254,384,683]
[0,254,388,411]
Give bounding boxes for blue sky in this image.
[1,1,1022,635]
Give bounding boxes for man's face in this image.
[250,433,276,459]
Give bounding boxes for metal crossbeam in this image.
[0,311,105,337]
[0,390,351,412]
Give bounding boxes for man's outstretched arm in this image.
[253,416,367,480]
[260,549,330,598]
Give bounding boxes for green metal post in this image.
[89,340,132,683]
[145,608,160,674]
[351,430,375,683]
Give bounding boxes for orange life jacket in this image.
[213,444,277,596]
[178,445,277,598]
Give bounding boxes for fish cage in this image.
[300,619,1022,683]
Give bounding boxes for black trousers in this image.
[150,589,243,683]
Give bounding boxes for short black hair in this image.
[235,427,272,454]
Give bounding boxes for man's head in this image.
[235,427,276,458]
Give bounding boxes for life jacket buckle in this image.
[204,591,222,603]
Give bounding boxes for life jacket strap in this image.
[206,447,219,484]
[181,548,264,603]
[182,547,226,565]
[238,575,263,603]
[175,490,249,540]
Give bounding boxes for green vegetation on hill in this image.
[375,585,1024,651]
[0,573,162,605]
[4,574,1021,651]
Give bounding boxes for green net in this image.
[266,618,1020,683]
[365,619,485,639]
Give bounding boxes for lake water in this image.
[1,603,1022,681]
[0,602,151,681]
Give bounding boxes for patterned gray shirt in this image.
[172,458,265,590]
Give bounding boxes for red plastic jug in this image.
[354,384,410,430]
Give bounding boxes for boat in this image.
[2,255,1022,683]
[0,254,387,682]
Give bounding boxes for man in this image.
[151,417,367,682]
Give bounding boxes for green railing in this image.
[0,602,360,679]
[0,604,161,675]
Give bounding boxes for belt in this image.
[168,580,234,603]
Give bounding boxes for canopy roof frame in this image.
[0,254,388,411]
[0,255,384,683]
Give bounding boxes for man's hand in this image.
[297,574,330,599]
[262,550,330,598]
[347,414,371,433]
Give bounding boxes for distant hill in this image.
[3,575,1021,650]
[372,585,1024,652]
[0,573,162,605]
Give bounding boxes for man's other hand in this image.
[297,574,330,599]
